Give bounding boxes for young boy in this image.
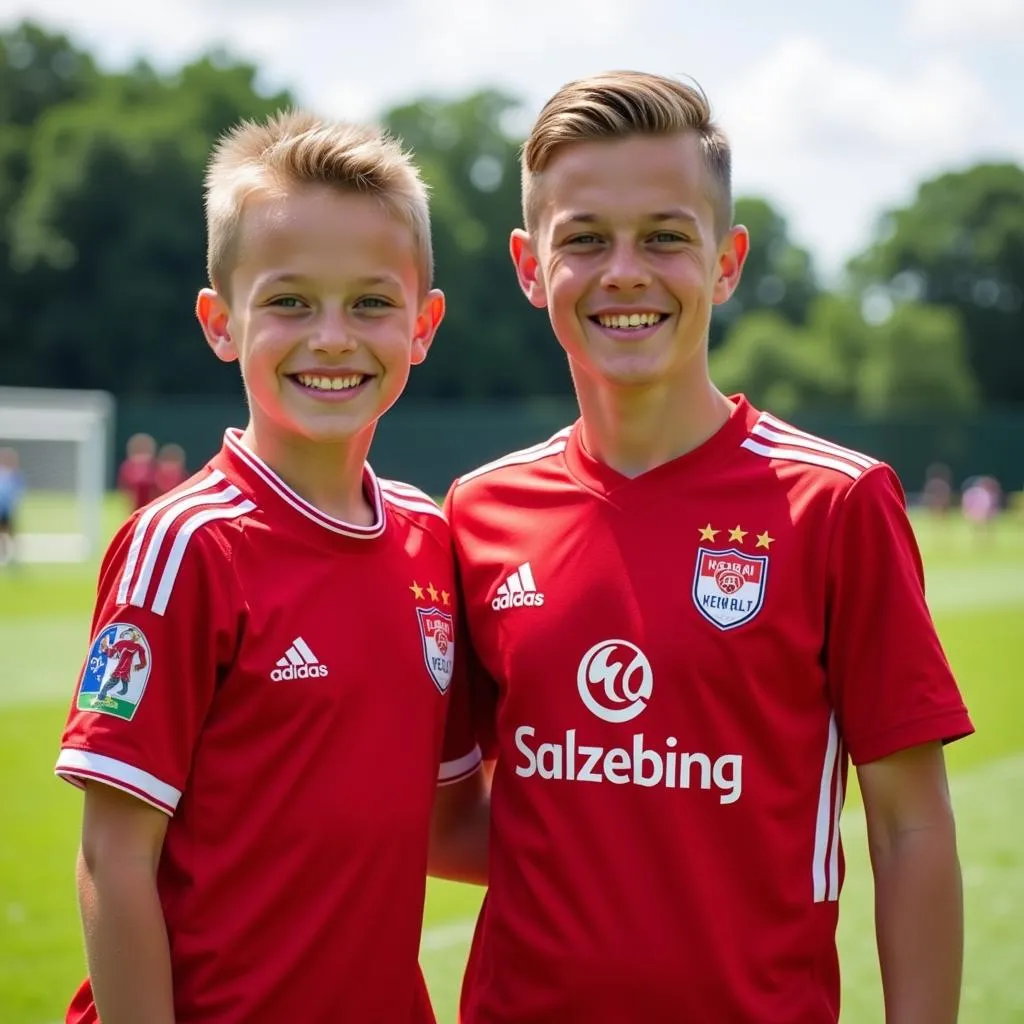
[442,72,972,1023]
[55,110,480,1024]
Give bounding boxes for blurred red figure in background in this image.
[154,443,188,496]
[117,433,158,512]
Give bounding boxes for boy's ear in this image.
[410,289,446,365]
[510,229,548,309]
[196,289,237,362]
[712,225,750,306]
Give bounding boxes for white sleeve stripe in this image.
[457,438,569,485]
[740,439,863,480]
[382,492,447,520]
[812,713,841,903]
[758,413,878,466]
[438,745,482,782]
[55,749,180,813]
[378,479,437,502]
[116,471,226,605]
[149,501,255,616]
[751,420,876,469]
[129,486,244,609]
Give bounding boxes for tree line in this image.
[1,22,1022,414]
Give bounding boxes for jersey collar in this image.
[564,394,759,498]
[216,428,387,540]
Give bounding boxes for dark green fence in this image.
[118,398,1024,499]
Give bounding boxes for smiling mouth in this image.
[590,312,669,330]
[290,372,370,393]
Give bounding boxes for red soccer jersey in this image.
[57,428,480,1024]
[447,395,972,1024]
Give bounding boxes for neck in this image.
[239,421,377,526]
[572,365,732,478]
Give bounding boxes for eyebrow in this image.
[257,273,403,289]
[554,209,702,229]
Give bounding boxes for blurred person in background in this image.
[921,461,954,517]
[154,443,188,496]
[117,432,158,512]
[0,446,25,566]
[961,474,1002,543]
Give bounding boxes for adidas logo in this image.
[492,562,545,610]
[270,637,329,680]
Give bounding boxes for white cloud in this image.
[719,36,1024,276]
[905,0,1024,42]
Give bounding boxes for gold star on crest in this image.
[427,582,440,602]
[756,531,775,550]
[728,525,748,543]
[698,523,720,541]
[409,580,425,600]
[441,589,451,607]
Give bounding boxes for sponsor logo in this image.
[513,638,743,803]
[271,637,329,681]
[77,622,152,720]
[492,561,545,610]
[692,546,768,630]
[577,639,652,723]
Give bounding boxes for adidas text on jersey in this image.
[492,562,545,610]
[271,637,328,680]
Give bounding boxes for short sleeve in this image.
[55,512,239,813]
[437,636,484,786]
[825,464,973,765]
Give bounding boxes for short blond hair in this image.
[522,71,733,238]
[204,109,433,294]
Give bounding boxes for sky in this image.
[3,0,1023,280]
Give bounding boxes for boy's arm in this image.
[857,742,963,1024]
[428,764,491,885]
[78,781,175,1024]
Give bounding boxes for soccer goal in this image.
[0,386,115,562]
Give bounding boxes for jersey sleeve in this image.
[437,634,484,787]
[55,511,240,814]
[824,464,973,765]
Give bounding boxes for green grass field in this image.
[1,494,1021,1023]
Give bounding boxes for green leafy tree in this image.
[850,162,1024,404]
[712,196,819,347]
[384,90,573,399]
[7,52,291,394]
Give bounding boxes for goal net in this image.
[0,386,115,562]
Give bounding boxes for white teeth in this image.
[296,373,364,392]
[597,312,664,329]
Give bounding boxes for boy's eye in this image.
[651,232,687,244]
[564,233,602,246]
[355,296,393,309]
[268,296,305,309]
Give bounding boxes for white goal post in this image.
[0,386,115,562]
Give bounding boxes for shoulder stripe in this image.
[457,427,573,485]
[150,501,255,616]
[116,471,228,605]
[740,439,864,480]
[381,488,447,522]
[126,485,249,612]
[379,478,436,503]
[755,413,877,468]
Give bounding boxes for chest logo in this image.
[692,546,769,630]
[417,607,455,694]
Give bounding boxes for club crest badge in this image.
[417,607,455,693]
[692,547,769,630]
[77,622,153,720]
